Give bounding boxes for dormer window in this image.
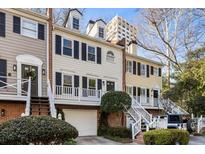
[99,27,104,38]
[73,17,79,30]
[106,51,115,62]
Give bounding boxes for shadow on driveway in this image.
[76,136,123,145]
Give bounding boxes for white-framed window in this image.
[63,38,72,57]
[126,86,132,95]
[62,74,73,94]
[63,75,73,87]
[106,51,115,62]
[88,78,96,90]
[99,27,104,38]
[73,17,79,30]
[153,67,158,76]
[87,46,96,62]
[126,60,132,73]
[21,18,37,38]
[141,64,146,76]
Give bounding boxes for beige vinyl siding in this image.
[52,30,123,92]
[0,9,47,96]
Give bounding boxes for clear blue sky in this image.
[82,8,140,27]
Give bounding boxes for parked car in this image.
[167,114,187,129]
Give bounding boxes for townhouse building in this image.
[51,9,123,136]
[0,9,49,122]
[125,42,163,116]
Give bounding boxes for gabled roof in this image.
[87,19,107,35]
[68,8,83,17]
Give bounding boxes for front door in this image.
[22,64,38,96]
[153,90,159,107]
[106,81,115,91]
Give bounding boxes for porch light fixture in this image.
[13,64,17,71]
[1,109,5,117]
[102,80,105,86]
[42,69,46,75]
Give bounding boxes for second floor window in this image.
[73,17,79,30]
[22,19,37,38]
[88,78,96,90]
[99,27,104,38]
[126,86,132,95]
[153,67,158,76]
[141,64,146,76]
[63,39,72,56]
[88,46,96,62]
[126,60,132,73]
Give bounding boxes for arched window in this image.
[106,51,115,62]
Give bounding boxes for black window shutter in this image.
[55,72,62,95]
[147,89,150,97]
[81,43,87,61]
[0,12,6,37]
[151,66,154,75]
[158,68,162,77]
[55,35,62,55]
[133,61,136,75]
[146,65,150,78]
[0,59,7,87]
[137,62,141,76]
[74,75,79,87]
[13,16,20,34]
[133,86,136,96]
[97,47,102,64]
[97,79,102,90]
[74,40,79,59]
[137,87,141,96]
[38,23,44,40]
[82,76,87,88]
[55,72,62,86]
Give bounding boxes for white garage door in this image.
[63,109,97,136]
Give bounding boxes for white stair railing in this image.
[160,98,189,115]
[122,104,141,140]
[47,80,57,118]
[132,97,152,124]
[24,77,31,116]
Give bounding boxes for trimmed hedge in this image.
[101,91,131,113]
[106,127,132,138]
[143,129,189,145]
[0,116,78,145]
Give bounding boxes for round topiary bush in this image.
[101,91,132,113]
[143,129,189,145]
[0,116,78,145]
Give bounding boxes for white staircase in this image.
[160,98,189,115]
[124,97,159,140]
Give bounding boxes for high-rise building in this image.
[106,15,137,54]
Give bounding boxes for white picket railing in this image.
[47,80,57,118]
[54,85,102,102]
[197,116,205,133]
[0,76,32,116]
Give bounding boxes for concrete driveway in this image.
[189,136,205,145]
[76,136,123,145]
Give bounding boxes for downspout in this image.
[46,8,53,89]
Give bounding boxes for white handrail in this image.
[24,77,31,116]
[47,80,57,118]
[160,98,189,115]
[132,97,152,124]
